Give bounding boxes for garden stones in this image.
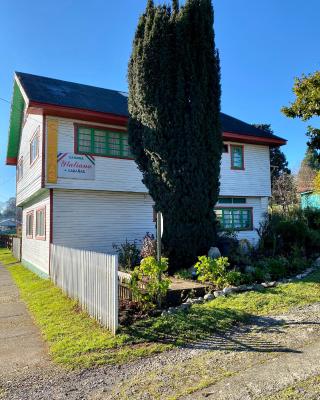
[204,293,214,301]
[208,247,221,259]
[213,290,225,298]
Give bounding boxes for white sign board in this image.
[57,153,95,180]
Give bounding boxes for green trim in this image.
[21,259,49,279]
[77,126,133,159]
[215,208,252,231]
[7,80,26,161]
[231,145,244,170]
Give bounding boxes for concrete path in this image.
[0,263,49,381]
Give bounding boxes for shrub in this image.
[140,232,157,259]
[194,256,230,289]
[225,271,245,286]
[304,208,320,230]
[130,257,170,310]
[255,256,289,281]
[174,268,193,280]
[113,240,140,271]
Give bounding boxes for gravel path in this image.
[1,262,320,400]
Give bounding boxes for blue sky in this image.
[0,0,319,201]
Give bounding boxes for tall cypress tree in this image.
[128,0,222,272]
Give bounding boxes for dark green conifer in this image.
[128,0,222,272]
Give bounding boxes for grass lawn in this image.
[1,247,320,369]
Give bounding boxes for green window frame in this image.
[215,208,252,231]
[231,145,244,170]
[218,197,246,204]
[76,125,134,159]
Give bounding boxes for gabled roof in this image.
[6,72,287,165]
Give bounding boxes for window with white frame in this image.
[36,207,46,239]
[26,212,34,238]
[30,128,40,164]
[17,157,23,181]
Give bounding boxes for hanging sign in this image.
[57,153,95,180]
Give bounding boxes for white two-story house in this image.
[6,72,286,277]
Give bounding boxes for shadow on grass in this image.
[124,307,305,354]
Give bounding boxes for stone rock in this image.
[314,257,320,268]
[208,247,221,259]
[186,298,194,304]
[161,310,168,317]
[204,293,215,301]
[237,285,249,292]
[261,281,277,288]
[253,283,265,291]
[214,290,225,298]
[179,303,191,311]
[223,286,238,295]
[244,265,255,274]
[238,239,251,254]
[296,274,303,280]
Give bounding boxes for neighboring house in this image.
[0,218,16,233]
[301,191,320,209]
[6,72,286,277]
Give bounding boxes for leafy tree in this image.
[253,124,290,184]
[128,0,222,272]
[296,148,320,193]
[272,173,298,214]
[282,71,320,157]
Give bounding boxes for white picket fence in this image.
[50,245,118,334]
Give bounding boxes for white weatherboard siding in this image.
[220,142,271,197]
[45,117,147,193]
[21,190,50,275]
[16,114,43,205]
[52,189,155,253]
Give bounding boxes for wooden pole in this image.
[156,211,162,308]
[156,211,162,262]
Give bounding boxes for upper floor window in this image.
[17,157,23,181]
[30,128,40,165]
[35,207,46,240]
[76,125,134,159]
[218,197,246,205]
[26,211,34,238]
[231,145,244,170]
[215,208,252,231]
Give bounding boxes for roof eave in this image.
[28,101,128,127]
[222,131,287,146]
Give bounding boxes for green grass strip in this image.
[1,247,320,370]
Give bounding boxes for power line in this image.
[0,96,43,127]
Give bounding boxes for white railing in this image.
[50,245,118,334]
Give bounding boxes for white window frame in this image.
[35,207,46,240]
[30,127,40,165]
[26,211,34,238]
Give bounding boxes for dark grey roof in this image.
[16,72,285,141]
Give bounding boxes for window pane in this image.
[218,198,233,204]
[77,126,133,158]
[108,132,121,156]
[215,208,251,231]
[233,198,246,204]
[232,146,243,169]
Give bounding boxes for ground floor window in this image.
[26,211,34,238]
[35,207,46,240]
[215,208,252,231]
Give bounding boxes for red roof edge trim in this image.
[6,157,17,165]
[28,101,128,127]
[223,131,287,146]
